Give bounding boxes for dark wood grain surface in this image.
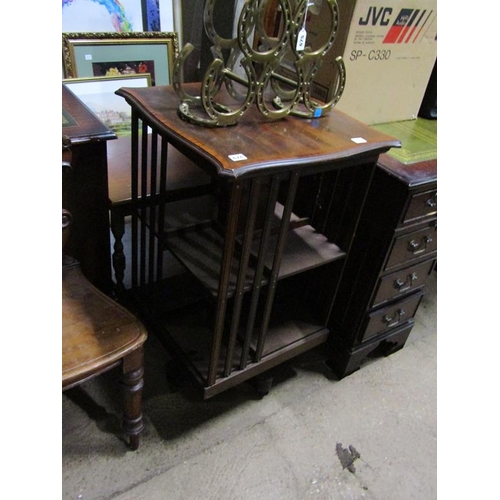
[115,83,401,178]
[62,84,116,292]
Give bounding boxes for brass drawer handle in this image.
[62,209,73,229]
[395,272,418,293]
[383,309,406,328]
[408,236,432,255]
[426,194,437,208]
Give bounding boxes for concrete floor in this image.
[62,269,436,500]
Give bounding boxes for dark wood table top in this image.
[116,83,401,179]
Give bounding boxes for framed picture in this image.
[62,31,179,86]
[62,0,144,32]
[63,74,151,136]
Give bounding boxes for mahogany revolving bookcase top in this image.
[114,83,399,398]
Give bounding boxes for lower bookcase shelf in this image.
[134,255,343,398]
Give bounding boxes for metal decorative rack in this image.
[172,0,346,127]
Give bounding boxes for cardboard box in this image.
[265,0,436,125]
[333,0,437,124]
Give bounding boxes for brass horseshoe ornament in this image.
[173,0,346,127]
[275,0,346,119]
[239,0,301,120]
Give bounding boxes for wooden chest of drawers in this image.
[327,153,437,378]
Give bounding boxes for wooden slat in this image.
[224,178,262,377]
[255,171,299,361]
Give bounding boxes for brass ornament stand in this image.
[172,0,346,127]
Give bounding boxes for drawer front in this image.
[372,259,435,308]
[360,292,423,342]
[403,189,437,225]
[385,224,437,270]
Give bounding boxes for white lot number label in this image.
[296,28,307,51]
[228,154,248,162]
[351,137,367,144]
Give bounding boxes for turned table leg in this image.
[121,347,145,450]
[110,207,127,297]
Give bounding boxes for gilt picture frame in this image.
[62,31,179,86]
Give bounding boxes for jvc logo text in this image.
[359,7,393,26]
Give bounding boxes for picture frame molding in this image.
[62,31,179,85]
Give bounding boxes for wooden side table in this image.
[114,83,400,398]
[62,84,116,293]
